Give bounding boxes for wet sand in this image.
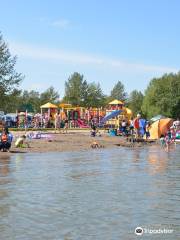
[0,130,156,156]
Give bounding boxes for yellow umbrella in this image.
[109,99,124,105]
[40,102,58,109]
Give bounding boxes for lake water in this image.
[0,146,180,239]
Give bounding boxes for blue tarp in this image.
[101,110,122,124]
[139,119,146,136]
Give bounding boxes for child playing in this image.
[15,135,30,148]
[91,141,104,149]
[160,134,166,148]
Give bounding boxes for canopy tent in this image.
[108,99,124,105]
[40,102,58,109]
[149,118,173,139]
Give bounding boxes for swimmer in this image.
[91,141,104,149]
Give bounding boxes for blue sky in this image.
[0,0,179,98]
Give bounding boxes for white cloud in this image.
[51,19,70,29]
[9,42,178,74]
[36,17,71,29]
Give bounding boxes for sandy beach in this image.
[0,130,157,158]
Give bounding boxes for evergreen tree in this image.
[63,72,85,105]
[40,86,59,105]
[110,81,127,100]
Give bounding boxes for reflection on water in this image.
[0,155,12,223]
[0,145,180,239]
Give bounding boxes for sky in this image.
[0,0,180,98]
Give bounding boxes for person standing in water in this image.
[145,122,150,139]
[164,130,172,152]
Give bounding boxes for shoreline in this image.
[0,131,157,157]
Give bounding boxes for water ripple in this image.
[0,146,180,239]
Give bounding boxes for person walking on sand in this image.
[54,112,60,132]
[64,118,68,133]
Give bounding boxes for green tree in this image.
[63,72,106,107]
[19,90,41,112]
[127,90,144,116]
[6,89,22,112]
[40,86,60,105]
[110,81,127,100]
[85,82,106,107]
[18,87,60,113]
[142,73,180,118]
[63,72,87,105]
[0,33,23,112]
[169,76,180,118]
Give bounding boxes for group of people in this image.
[120,114,150,139]
[0,127,30,152]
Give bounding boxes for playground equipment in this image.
[103,100,133,128]
[59,104,106,128]
[59,104,89,128]
[101,110,122,124]
[40,102,58,118]
[40,102,58,127]
[87,108,105,126]
[17,111,33,128]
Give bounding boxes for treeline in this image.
[0,33,180,118]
